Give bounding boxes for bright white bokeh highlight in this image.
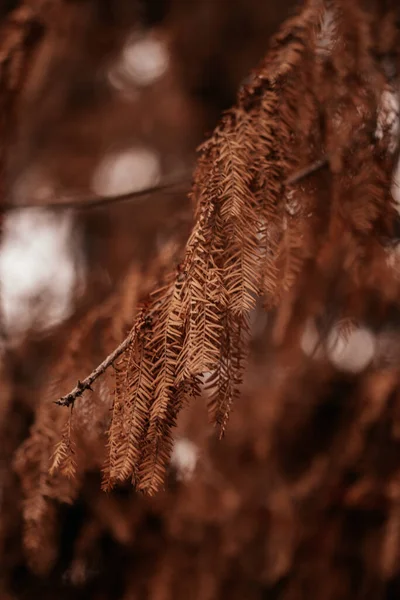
[171,438,199,482]
[91,147,161,197]
[301,320,376,373]
[122,34,169,86]
[326,326,376,373]
[0,209,79,338]
[108,32,169,92]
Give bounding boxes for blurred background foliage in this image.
[2,1,400,600]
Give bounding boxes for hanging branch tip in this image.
[53,311,146,409]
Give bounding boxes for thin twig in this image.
[55,312,145,408]
[2,160,327,213]
[286,156,329,186]
[2,177,191,213]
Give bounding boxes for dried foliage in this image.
[45,0,400,495]
[2,0,400,598]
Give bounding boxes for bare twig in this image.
[286,156,329,186]
[55,311,145,408]
[3,177,191,213]
[2,159,328,214]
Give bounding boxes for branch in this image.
[286,156,329,185]
[53,157,329,409]
[54,311,145,408]
[2,159,328,214]
[3,177,191,213]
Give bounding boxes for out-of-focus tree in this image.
[1,1,400,599]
